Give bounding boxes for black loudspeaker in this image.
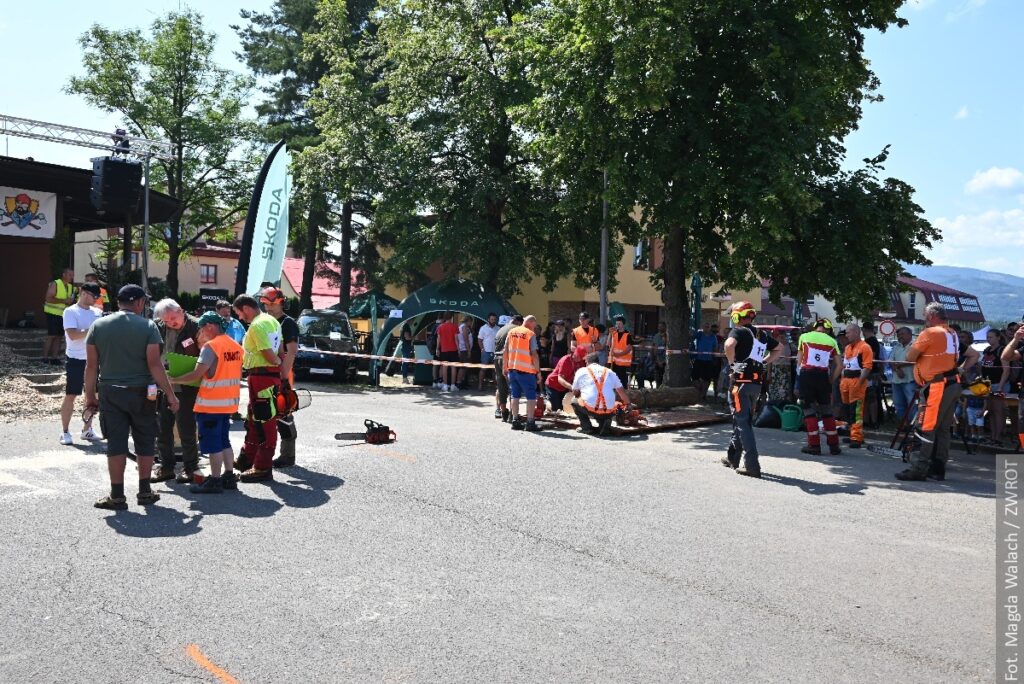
[90,157,143,215]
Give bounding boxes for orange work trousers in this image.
[839,377,868,443]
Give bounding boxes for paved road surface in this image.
[0,385,996,682]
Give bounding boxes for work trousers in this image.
[571,399,613,435]
[611,364,630,390]
[157,385,199,473]
[910,376,961,475]
[728,381,762,472]
[839,377,868,443]
[244,374,281,470]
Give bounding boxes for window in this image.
[907,291,916,320]
[130,252,141,270]
[959,297,982,313]
[936,293,959,309]
[633,240,650,270]
[200,264,218,284]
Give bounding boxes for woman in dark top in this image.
[548,319,570,368]
[982,328,1007,444]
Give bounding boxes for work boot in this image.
[501,409,511,423]
[234,450,252,472]
[510,419,525,431]
[927,459,946,481]
[221,471,238,490]
[273,440,296,468]
[723,442,741,469]
[524,421,542,432]
[190,476,223,494]
[828,443,843,456]
[720,456,737,469]
[800,445,821,456]
[151,467,175,483]
[736,467,762,479]
[895,468,927,481]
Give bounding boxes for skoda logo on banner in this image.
[430,298,480,307]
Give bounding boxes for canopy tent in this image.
[373,279,518,360]
[972,325,991,343]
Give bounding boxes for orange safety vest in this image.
[609,329,633,367]
[96,287,108,310]
[583,366,618,415]
[573,325,599,350]
[505,326,537,374]
[194,334,244,414]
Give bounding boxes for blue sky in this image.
[5,0,1023,276]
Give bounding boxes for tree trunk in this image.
[300,196,322,311]
[661,223,691,388]
[339,199,353,309]
[167,236,180,296]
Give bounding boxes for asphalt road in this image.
[0,384,997,682]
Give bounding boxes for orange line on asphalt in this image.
[356,444,417,464]
[186,644,239,684]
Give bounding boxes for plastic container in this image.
[780,405,804,432]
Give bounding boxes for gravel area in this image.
[0,332,72,421]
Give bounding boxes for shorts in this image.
[797,370,833,408]
[46,313,64,336]
[197,413,232,453]
[439,350,459,364]
[692,359,720,382]
[495,357,509,404]
[480,351,494,365]
[966,406,985,428]
[99,385,157,457]
[508,370,538,401]
[458,351,470,363]
[65,357,86,395]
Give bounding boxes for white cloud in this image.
[947,0,988,21]
[907,0,937,9]
[926,209,1024,277]
[954,105,969,120]
[964,167,1024,195]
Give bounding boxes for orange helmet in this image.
[259,287,286,304]
[730,301,757,324]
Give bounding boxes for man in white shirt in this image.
[571,352,632,436]
[477,313,499,390]
[59,283,103,444]
[456,315,474,388]
[889,326,917,425]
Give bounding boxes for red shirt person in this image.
[434,314,461,390]
[545,346,587,414]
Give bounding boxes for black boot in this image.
[895,468,927,481]
[723,442,740,469]
[927,458,946,481]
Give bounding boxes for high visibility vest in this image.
[583,366,618,415]
[96,287,108,310]
[573,325,599,350]
[194,335,244,414]
[43,279,73,316]
[505,326,537,374]
[609,329,633,367]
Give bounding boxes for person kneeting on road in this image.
[85,285,179,510]
[59,282,103,445]
[232,295,282,483]
[505,315,543,432]
[169,312,245,494]
[722,301,781,478]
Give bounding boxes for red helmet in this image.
[730,301,757,323]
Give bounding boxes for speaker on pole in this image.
[90,157,143,216]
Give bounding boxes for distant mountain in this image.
[904,264,1024,324]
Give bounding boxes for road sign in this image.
[879,320,896,336]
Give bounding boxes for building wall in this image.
[1,235,51,326]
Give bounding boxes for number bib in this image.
[804,347,831,370]
[843,356,861,372]
[749,338,767,363]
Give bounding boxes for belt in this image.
[105,385,148,394]
[246,368,281,377]
[842,371,862,378]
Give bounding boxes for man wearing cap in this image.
[722,301,782,477]
[607,315,635,389]
[232,294,282,482]
[796,319,843,455]
[839,324,873,449]
[169,312,245,493]
[150,298,203,485]
[492,314,523,422]
[85,285,179,510]
[257,287,300,468]
[58,282,103,445]
[570,312,601,355]
[42,267,75,365]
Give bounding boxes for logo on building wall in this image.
[2,193,47,230]
[0,186,56,239]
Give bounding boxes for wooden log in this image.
[628,386,699,409]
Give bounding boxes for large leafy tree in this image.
[311,0,617,298]
[518,0,938,386]
[67,9,256,295]
[236,0,377,309]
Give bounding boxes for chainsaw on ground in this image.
[335,419,397,444]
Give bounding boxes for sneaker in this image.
[151,467,176,483]
[190,476,223,494]
[136,491,161,505]
[94,495,128,510]
[59,432,73,445]
[175,470,196,484]
[494,408,503,419]
[800,445,821,456]
[510,419,526,431]
[80,427,100,441]
[222,471,238,490]
[501,409,510,423]
[524,421,542,432]
[272,455,295,468]
[239,468,273,483]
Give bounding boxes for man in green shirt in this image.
[85,285,179,510]
[232,294,282,482]
[795,318,843,455]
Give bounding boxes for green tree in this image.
[517,0,938,386]
[67,9,256,295]
[310,0,615,299]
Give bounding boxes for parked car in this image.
[293,309,358,382]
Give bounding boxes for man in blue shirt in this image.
[692,322,721,400]
[216,300,246,344]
